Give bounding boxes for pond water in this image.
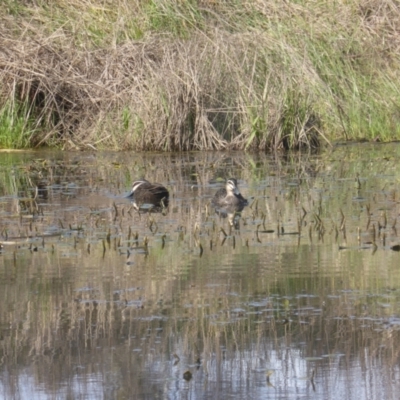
[1,144,400,399]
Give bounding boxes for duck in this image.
[212,178,248,208]
[127,179,169,210]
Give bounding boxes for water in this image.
[0,144,400,399]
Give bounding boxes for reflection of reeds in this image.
[1,149,400,396]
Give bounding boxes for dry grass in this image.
[1,0,400,150]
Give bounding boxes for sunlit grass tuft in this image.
[0,102,36,149]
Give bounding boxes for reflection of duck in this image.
[217,204,246,228]
[212,178,248,208]
[127,179,169,210]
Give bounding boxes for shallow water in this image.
[1,144,400,399]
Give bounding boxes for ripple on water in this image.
[1,147,400,399]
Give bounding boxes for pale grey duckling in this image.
[212,178,248,208]
[127,179,169,210]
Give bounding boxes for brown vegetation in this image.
[1,1,400,149]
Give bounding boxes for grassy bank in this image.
[1,0,400,150]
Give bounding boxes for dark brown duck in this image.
[127,179,169,209]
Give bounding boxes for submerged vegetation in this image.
[1,0,400,150]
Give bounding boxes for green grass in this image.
[143,0,204,38]
[0,102,36,149]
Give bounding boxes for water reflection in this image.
[214,203,247,229]
[0,146,400,399]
